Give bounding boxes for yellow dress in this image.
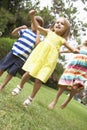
[22,31,65,83]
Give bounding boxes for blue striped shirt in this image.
[12,29,37,61]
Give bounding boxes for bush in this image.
[0,37,15,58]
[0,37,25,76]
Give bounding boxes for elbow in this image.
[11,32,14,36]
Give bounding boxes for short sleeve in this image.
[18,29,27,36]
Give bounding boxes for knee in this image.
[23,72,30,79]
[35,79,42,85]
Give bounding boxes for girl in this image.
[12,10,78,107]
[48,40,87,109]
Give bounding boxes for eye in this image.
[61,22,64,25]
[56,21,59,24]
[56,21,64,25]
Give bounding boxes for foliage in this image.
[0,0,25,14]
[0,0,54,36]
[0,0,40,36]
[51,0,87,40]
[37,7,55,28]
[0,37,15,58]
[0,37,25,75]
[0,0,87,40]
[0,72,87,130]
[0,8,14,34]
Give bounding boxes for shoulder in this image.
[60,37,66,44]
[63,40,68,45]
[19,28,28,33]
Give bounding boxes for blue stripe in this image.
[62,75,85,81]
[12,29,37,61]
[69,60,87,67]
[25,30,36,38]
[17,38,35,46]
[13,50,27,61]
[14,44,31,55]
[15,40,34,49]
[21,35,35,44]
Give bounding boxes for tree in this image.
[0,8,14,34]
[0,0,24,14]
[0,0,41,36]
[36,7,55,28]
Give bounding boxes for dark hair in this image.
[35,16,44,27]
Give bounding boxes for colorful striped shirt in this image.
[12,29,37,61]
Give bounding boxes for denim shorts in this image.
[0,51,24,76]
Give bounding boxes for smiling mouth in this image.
[56,26,61,29]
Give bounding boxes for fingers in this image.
[29,10,36,16]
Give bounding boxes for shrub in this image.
[0,37,15,59]
[0,37,25,76]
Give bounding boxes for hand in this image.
[29,10,36,16]
[21,25,27,29]
[73,48,79,53]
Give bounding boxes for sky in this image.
[39,0,87,20]
[39,0,52,9]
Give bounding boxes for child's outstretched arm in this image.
[60,44,81,54]
[60,49,71,53]
[63,41,79,54]
[29,10,48,36]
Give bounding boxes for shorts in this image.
[0,51,24,76]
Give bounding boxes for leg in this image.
[48,85,66,110]
[60,88,77,109]
[29,78,42,98]
[19,72,31,89]
[0,69,4,76]
[23,78,42,107]
[0,69,4,90]
[12,71,30,95]
[0,73,13,91]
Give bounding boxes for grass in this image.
[0,72,87,130]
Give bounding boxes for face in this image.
[53,17,68,35]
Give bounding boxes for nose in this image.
[57,22,61,26]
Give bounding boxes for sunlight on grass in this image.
[0,72,87,130]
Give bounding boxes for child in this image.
[48,40,87,109]
[12,9,78,107]
[0,15,44,91]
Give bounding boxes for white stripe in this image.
[12,46,31,57]
[24,33,36,41]
[16,40,34,48]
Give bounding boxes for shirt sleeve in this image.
[18,29,26,36]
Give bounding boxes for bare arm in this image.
[63,41,79,54]
[60,49,71,53]
[35,31,41,45]
[29,10,48,36]
[11,25,28,37]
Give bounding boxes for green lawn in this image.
[0,72,87,130]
